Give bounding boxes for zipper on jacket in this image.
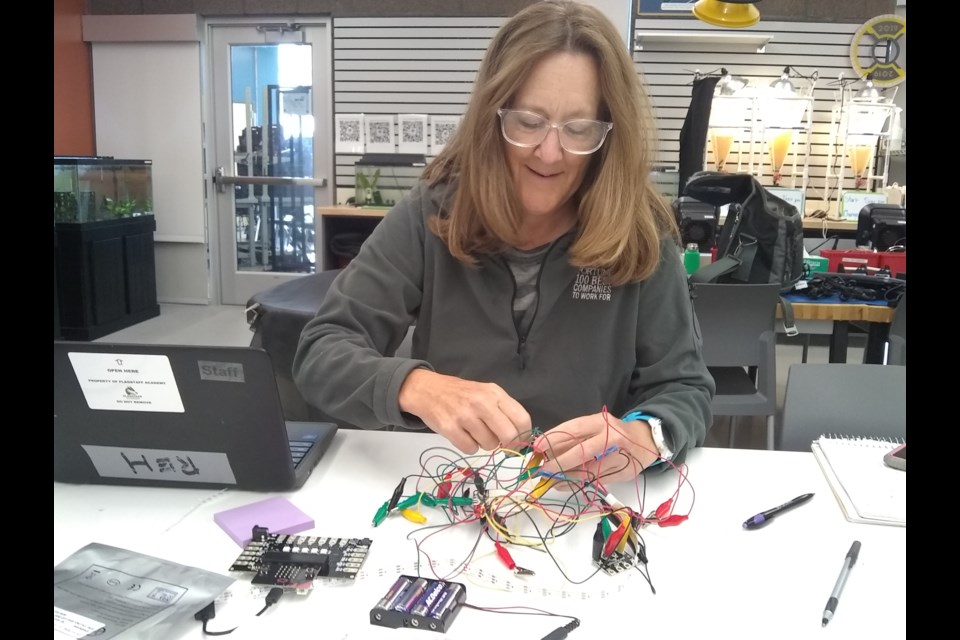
[500,237,563,370]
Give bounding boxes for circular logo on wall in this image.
[850,14,906,87]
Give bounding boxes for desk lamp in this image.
[708,69,750,173]
[756,66,818,188]
[836,74,901,191]
[692,1,761,28]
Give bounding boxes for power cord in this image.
[541,619,581,640]
[195,587,285,636]
[462,603,581,640]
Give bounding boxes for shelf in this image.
[634,30,773,53]
[318,206,388,219]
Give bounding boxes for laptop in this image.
[54,341,338,491]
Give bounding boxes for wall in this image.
[88,0,892,20]
[54,0,95,156]
[85,15,210,305]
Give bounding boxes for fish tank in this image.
[54,156,154,223]
[354,153,426,209]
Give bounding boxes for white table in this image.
[54,430,906,639]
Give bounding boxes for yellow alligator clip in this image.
[525,476,557,502]
[523,451,545,472]
[401,508,427,524]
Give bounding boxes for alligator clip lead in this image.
[494,540,535,576]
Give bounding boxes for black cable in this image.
[807,234,840,254]
[462,602,580,640]
[195,602,234,637]
[255,588,284,616]
[195,588,285,636]
[542,619,582,640]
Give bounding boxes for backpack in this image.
[680,171,805,335]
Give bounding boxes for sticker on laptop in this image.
[67,352,185,413]
[81,445,237,485]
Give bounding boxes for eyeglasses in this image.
[497,109,613,155]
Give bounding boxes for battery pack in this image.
[369,575,467,633]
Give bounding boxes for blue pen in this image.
[742,493,814,529]
[594,445,619,462]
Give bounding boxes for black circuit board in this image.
[229,533,373,589]
[595,551,638,576]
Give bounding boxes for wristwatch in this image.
[622,411,675,463]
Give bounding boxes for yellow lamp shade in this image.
[692,1,761,28]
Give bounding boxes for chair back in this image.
[887,293,906,366]
[778,364,906,452]
[690,282,781,367]
[691,282,782,448]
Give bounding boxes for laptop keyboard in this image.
[289,440,316,467]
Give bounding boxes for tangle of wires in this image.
[369,408,696,596]
[792,272,905,305]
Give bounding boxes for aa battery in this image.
[394,577,430,613]
[374,576,412,611]
[428,582,465,620]
[410,580,446,617]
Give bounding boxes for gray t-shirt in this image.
[504,243,550,336]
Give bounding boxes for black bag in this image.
[681,171,805,334]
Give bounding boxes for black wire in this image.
[462,602,579,624]
[635,561,657,595]
[807,234,840,254]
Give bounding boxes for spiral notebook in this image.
[811,435,906,527]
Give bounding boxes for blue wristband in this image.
[621,411,666,467]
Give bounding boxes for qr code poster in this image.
[398,114,429,155]
[365,115,395,153]
[335,114,365,154]
[430,115,461,155]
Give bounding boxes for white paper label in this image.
[67,352,185,413]
[283,92,310,116]
[82,445,237,485]
[54,606,105,639]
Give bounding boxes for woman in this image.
[293,0,714,482]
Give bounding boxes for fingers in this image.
[534,414,609,466]
[440,426,481,456]
[484,393,532,445]
[461,418,501,452]
[540,432,613,476]
[401,372,529,454]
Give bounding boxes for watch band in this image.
[622,411,675,463]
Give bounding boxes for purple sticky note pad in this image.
[214,496,315,547]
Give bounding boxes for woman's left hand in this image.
[533,412,661,485]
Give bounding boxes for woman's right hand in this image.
[398,369,531,454]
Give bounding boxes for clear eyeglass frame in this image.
[497,108,613,155]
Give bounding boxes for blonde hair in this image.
[422,0,678,285]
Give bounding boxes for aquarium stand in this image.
[54,215,160,340]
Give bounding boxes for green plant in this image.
[101,196,141,219]
[54,192,78,222]
[356,169,382,206]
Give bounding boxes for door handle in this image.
[214,167,327,193]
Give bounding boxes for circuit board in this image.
[595,551,638,576]
[229,532,374,591]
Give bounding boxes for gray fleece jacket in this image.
[293,182,715,463]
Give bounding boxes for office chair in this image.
[690,282,782,450]
[777,364,906,452]
[247,270,414,425]
[247,269,344,422]
[886,293,906,366]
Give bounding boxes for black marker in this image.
[742,493,814,529]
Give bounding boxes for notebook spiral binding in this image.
[819,434,904,445]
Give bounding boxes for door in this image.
[208,19,334,305]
